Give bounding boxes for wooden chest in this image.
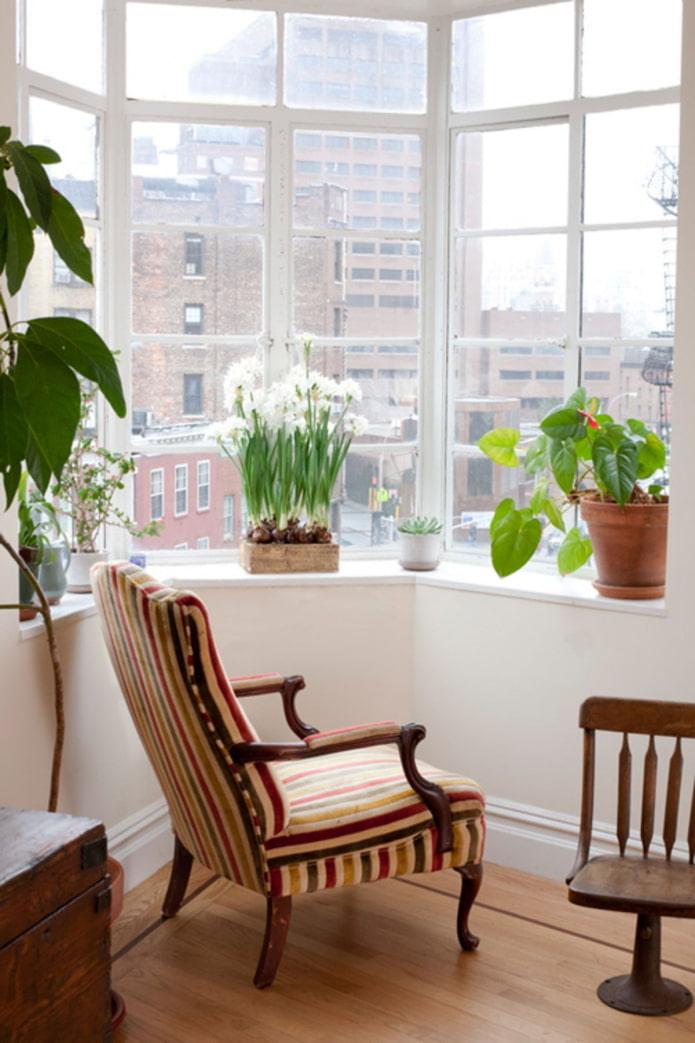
[0,807,112,1042]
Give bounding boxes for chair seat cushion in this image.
[265,745,484,897]
[569,854,695,916]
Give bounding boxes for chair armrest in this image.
[230,720,453,854]
[229,673,317,739]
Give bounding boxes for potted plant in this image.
[211,340,367,573]
[52,389,162,592]
[0,126,127,810]
[477,387,668,599]
[18,472,69,614]
[396,516,443,572]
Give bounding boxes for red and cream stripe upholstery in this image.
[92,561,485,903]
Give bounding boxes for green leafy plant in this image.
[52,390,162,553]
[0,126,125,505]
[397,516,442,535]
[477,387,667,578]
[18,470,64,562]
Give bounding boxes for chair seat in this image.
[569,854,695,916]
[266,746,484,896]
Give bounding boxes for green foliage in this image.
[17,470,65,564]
[0,127,126,508]
[52,391,162,553]
[396,516,442,535]
[477,387,667,578]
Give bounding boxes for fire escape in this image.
[642,145,678,447]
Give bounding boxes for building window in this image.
[184,233,204,276]
[174,464,188,516]
[223,494,235,540]
[53,253,88,286]
[197,460,210,510]
[183,374,203,414]
[183,304,203,335]
[150,469,164,521]
[197,536,210,549]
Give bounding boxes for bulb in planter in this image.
[397,516,442,571]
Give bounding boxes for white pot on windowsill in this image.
[398,532,441,571]
[67,549,110,593]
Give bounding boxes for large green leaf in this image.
[549,438,578,494]
[0,372,29,506]
[478,428,521,467]
[46,191,93,285]
[490,506,543,577]
[543,497,565,532]
[24,431,54,494]
[540,407,586,442]
[4,188,35,295]
[26,317,126,417]
[522,433,549,474]
[6,141,53,230]
[529,477,549,515]
[23,144,61,165]
[0,127,11,146]
[592,430,639,505]
[557,527,593,575]
[14,340,82,478]
[636,430,666,480]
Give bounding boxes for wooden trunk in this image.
[239,538,339,574]
[0,807,112,1043]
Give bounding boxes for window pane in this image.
[454,235,567,338]
[26,0,103,93]
[127,4,276,104]
[451,5,574,112]
[582,229,675,338]
[132,123,265,227]
[294,239,420,338]
[24,227,97,330]
[582,0,681,97]
[455,124,568,231]
[294,131,421,231]
[285,14,426,113]
[29,100,98,218]
[584,107,679,224]
[132,233,263,336]
[579,344,672,436]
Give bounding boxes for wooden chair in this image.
[92,561,485,987]
[567,696,695,1016]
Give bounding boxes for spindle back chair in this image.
[567,696,695,1016]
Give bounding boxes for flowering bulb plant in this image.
[212,342,367,544]
[477,387,667,578]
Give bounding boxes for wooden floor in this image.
[111,861,695,1042]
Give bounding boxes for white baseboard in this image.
[106,798,173,892]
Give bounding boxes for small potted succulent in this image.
[477,387,668,598]
[396,516,443,571]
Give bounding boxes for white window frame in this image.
[197,460,210,512]
[150,469,164,521]
[174,464,188,517]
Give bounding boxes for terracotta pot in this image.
[580,495,669,600]
[18,546,39,620]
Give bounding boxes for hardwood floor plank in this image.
[112,862,695,1042]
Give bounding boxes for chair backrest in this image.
[577,697,695,865]
[92,561,289,893]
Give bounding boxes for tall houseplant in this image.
[0,127,127,810]
[477,388,668,596]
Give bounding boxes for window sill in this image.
[17,556,666,639]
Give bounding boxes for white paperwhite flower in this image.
[344,414,370,436]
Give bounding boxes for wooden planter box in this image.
[239,539,339,574]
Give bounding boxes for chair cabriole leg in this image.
[454,863,482,951]
[162,836,194,918]
[254,895,292,988]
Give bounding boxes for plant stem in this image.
[0,534,64,812]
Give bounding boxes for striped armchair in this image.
[92,561,485,987]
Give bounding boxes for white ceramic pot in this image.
[398,532,441,571]
[67,549,110,593]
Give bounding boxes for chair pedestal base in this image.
[597,914,692,1017]
[598,975,691,1017]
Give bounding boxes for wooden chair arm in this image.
[229,673,317,739]
[230,721,453,854]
